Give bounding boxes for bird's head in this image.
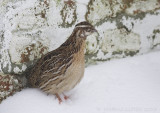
[74,21,97,39]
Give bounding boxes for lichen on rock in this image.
[149,26,160,49]
[0,0,50,74]
[97,28,140,60]
[0,74,23,103]
[102,28,140,52]
[86,0,160,26]
[60,0,77,27]
[85,0,126,25]
[125,0,160,15]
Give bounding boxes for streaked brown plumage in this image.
[27,21,97,103]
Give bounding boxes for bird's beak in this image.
[92,28,98,33]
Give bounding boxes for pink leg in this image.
[62,93,69,100]
[55,93,62,104]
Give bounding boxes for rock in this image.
[0,74,23,103]
[125,0,160,15]
[100,28,140,57]
[148,26,160,49]
[86,0,125,25]
[60,0,77,27]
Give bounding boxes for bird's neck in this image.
[60,30,86,54]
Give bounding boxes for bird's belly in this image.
[51,59,84,94]
[63,60,85,91]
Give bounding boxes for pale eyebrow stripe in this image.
[75,25,91,28]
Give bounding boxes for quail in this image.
[27,21,97,103]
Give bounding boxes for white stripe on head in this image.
[75,25,91,28]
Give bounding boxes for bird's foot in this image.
[55,93,62,104]
[64,95,69,100]
[55,93,70,104]
[63,93,69,100]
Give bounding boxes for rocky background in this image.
[0,0,160,103]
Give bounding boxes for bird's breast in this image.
[60,41,85,92]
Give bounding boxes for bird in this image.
[27,21,97,103]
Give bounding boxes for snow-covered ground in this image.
[0,51,160,113]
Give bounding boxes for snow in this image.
[0,51,160,113]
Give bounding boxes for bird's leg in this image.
[55,93,62,104]
[62,93,69,100]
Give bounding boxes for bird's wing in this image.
[34,48,73,87]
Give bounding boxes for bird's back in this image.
[28,45,73,87]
